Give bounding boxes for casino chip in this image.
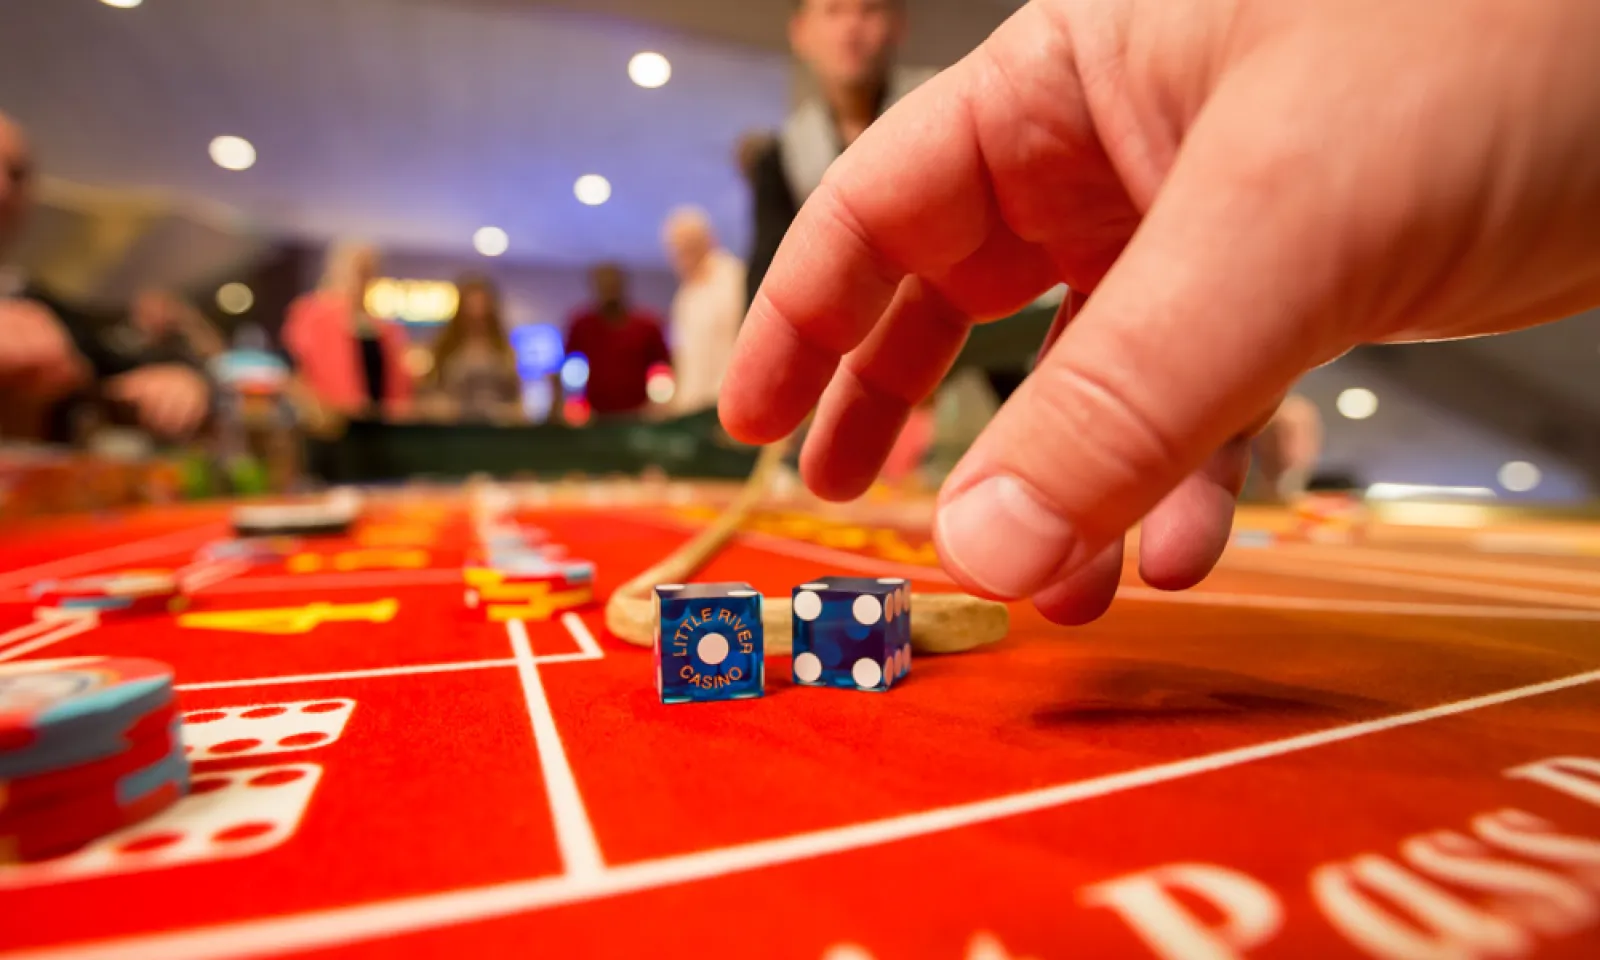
[0,658,188,862]
[462,565,595,621]
[232,491,362,537]
[196,536,300,564]
[29,571,186,618]
[0,657,177,776]
[1290,491,1370,544]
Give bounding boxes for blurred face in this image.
[132,290,177,337]
[350,248,379,291]
[592,265,626,306]
[0,116,33,253]
[791,0,903,91]
[459,285,494,336]
[665,220,713,280]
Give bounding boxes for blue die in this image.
[791,576,912,692]
[654,583,764,703]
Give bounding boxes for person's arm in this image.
[280,296,315,372]
[646,319,672,369]
[27,288,137,380]
[745,141,799,309]
[381,323,414,416]
[22,287,215,441]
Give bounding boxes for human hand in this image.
[720,0,1600,623]
[0,299,89,402]
[105,364,210,440]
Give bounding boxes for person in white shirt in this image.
[661,207,746,415]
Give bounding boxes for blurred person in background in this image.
[1251,394,1325,502]
[0,111,211,443]
[736,131,776,186]
[424,273,521,424]
[662,207,745,415]
[282,241,413,422]
[563,263,670,418]
[746,0,929,304]
[128,289,225,366]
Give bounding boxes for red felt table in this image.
[2,486,1599,960]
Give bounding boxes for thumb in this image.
[934,75,1357,600]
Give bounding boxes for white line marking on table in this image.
[530,652,602,665]
[0,614,99,663]
[174,658,519,692]
[178,559,253,595]
[0,617,66,649]
[1260,542,1600,590]
[508,619,604,881]
[19,666,1600,960]
[562,612,603,660]
[0,523,226,591]
[1115,588,1600,621]
[1221,550,1600,610]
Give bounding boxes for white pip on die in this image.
[790,576,912,692]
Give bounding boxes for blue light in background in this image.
[561,354,590,392]
[510,324,566,380]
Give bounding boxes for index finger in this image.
[719,65,995,445]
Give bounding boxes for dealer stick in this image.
[604,443,1008,655]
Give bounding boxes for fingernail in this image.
[936,475,1078,598]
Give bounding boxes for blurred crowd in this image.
[0,0,1322,500]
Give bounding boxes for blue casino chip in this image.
[0,658,177,779]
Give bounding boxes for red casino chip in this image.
[29,571,184,616]
[0,658,176,777]
[30,571,178,602]
[0,775,182,864]
[0,714,177,817]
[0,731,189,864]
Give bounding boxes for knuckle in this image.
[811,182,905,288]
[1017,358,1187,532]
[844,364,919,412]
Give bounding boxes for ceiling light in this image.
[209,136,256,172]
[1336,387,1378,420]
[1497,460,1542,493]
[215,282,254,315]
[574,174,611,206]
[473,226,509,257]
[628,52,672,89]
[101,0,143,8]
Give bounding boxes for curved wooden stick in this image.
[603,443,1009,655]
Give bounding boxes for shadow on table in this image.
[1031,660,1390,728]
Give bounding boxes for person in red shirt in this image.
[563,263,670,416]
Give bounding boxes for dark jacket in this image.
[19,282,210,442]
[744,68,937,307]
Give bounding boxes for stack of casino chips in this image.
[0,657,189,863]
[465,520,597,622]
[231,491,361,538]
[1290,491,1370,544]
[195,536,300,564]
[29,571,187,617]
